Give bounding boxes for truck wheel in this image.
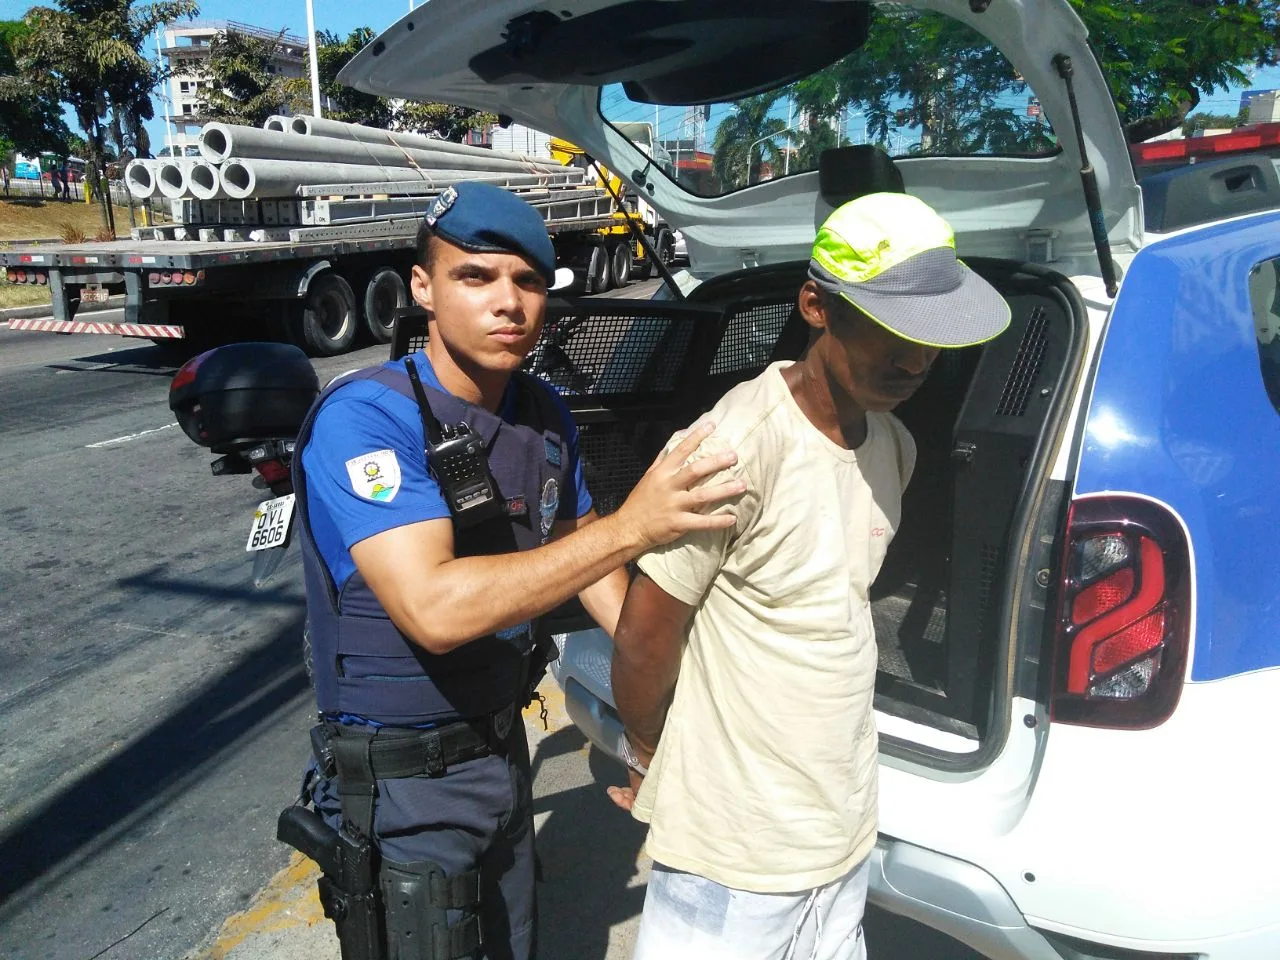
[299,273,358,356]
[362,268,405,345]
[635,245,655,281]
[587,244,610,294]
[612,241,633,287]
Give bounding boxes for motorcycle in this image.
[168,342,320,588]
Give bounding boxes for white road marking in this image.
[86,422,178,448]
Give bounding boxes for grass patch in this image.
[0,284,53,308]
[0,197,142,242]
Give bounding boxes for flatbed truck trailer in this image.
[0,198,644,357]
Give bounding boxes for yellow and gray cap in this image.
[809,192,1011,348]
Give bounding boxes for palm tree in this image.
[14,0,198,231]
[711,92,787,190]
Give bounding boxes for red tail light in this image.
[1051,496,1191,729]
[254,458,290,486]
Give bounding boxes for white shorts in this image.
[632,858,871,960]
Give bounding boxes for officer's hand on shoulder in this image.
[613,421,745,550]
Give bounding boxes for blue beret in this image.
[425,180,562,288]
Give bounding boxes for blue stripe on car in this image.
[1074,211,1280,682]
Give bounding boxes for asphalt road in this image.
[0,283,981,960]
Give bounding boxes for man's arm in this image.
[551,509,630,637]
[606,573,695,811]
[351,423,740,654]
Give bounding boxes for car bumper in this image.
[549,628,627,760]
[550,629,1250,960]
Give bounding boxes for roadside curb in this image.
[1,296,125,322]
[185,853,331,960]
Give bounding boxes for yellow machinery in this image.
[549,136,673,290]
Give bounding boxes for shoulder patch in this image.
[345,449,402,502]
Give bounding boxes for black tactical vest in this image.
[294,359,571,726]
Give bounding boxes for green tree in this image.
[711,92,786,191]
[0,20,72,160]
[284,27,391,128]
[765,1,1276,169]
[801,8,1053,156]
[280,27,495,140]
[8,0,197,228]
[189,28,287,128]
[395,101,498,141]
[1182,110,1249,136]
[1075,0,1280,142]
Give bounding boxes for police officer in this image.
[287,181,744,960]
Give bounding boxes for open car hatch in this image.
[341,0,1142,281]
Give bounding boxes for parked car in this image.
[343,2,1280,958]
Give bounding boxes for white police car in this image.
[344,2,1280,957]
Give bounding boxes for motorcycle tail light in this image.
[254,459,290,486]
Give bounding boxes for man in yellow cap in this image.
[608,192,1010,959]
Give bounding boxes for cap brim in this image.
[838,261,1011,349]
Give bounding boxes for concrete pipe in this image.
[263,115,290,133]
[199,122,556,175]
[156,159,198,199]
[290,116,546,166]
[125,160,159,199]
[188,161,230,200]
[219,159,436,199]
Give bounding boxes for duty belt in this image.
[312,703,517,785]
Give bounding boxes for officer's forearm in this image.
[401,512,646,653]
[611,573,693,756]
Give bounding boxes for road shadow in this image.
[117,562,303,607]
[45,343,187,377]
[0,610,310,917]
[531,728,648,960]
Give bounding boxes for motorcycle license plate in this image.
[246,494,295,552]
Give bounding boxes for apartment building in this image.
[157,20,307,157]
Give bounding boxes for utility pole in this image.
[305,0,323,118]
[155,28,173,157]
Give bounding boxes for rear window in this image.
[599,3,1057,197]
[1252,256,1280,413]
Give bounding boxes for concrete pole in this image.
[305,0,323,118]
[125,159,159,199]
[199,123,557,174]
[290,116,547,164]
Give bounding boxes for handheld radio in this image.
[405,357,504,527]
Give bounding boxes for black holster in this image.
[277,805,384,960]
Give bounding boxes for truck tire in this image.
[634,245,655,281]
[611,241,632,287]
[298,272,357,356]
[587,244,610,294]
[362,267,405,345]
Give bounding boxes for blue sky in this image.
[1,0,1277,156]
[0,0,411,150]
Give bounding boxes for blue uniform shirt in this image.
[302,352,592,593]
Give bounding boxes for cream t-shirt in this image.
[632,361,916,893]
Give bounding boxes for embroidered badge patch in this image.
[506,495,528,518]
[539,478,559,540]
[345,449,401,503]
[425,185,458,227]
[544,437,562,468]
